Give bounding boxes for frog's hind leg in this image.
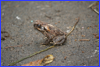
[53,35,66,46]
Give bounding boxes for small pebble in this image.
[75,39,77,41]
[31,20,33,23]
[66,30,70,33]
[82,51,84,53]
[82,35,85,37]
[64,56,67,60]
[82,27,84,29]
[16,16,21,20]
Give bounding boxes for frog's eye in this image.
[37,24,41,28]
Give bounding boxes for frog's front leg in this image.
[42,32,52,45]
[53,35,66,45]
[42,38,51,45]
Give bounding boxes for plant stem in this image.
[88,1,98,8]
[66,17,79,37]
[8,45,55,66]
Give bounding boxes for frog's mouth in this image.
[37,28,42,31]
[36,27,45,32]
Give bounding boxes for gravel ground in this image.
[1,1,99,66]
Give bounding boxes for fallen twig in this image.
[79,39,90,41]
[66,17,79,37]
[93,9,99,14]
[5,45,23,49]
[88,1,98,8]
[88,1,99,15]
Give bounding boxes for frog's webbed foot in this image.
[53,35,66,45]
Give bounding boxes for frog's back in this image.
[47,24,66,36]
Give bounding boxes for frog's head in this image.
[34,20,49,32]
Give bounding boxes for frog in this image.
[34,20,67,46]
[34,18,79,46]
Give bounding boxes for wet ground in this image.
[1,1,99,66]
